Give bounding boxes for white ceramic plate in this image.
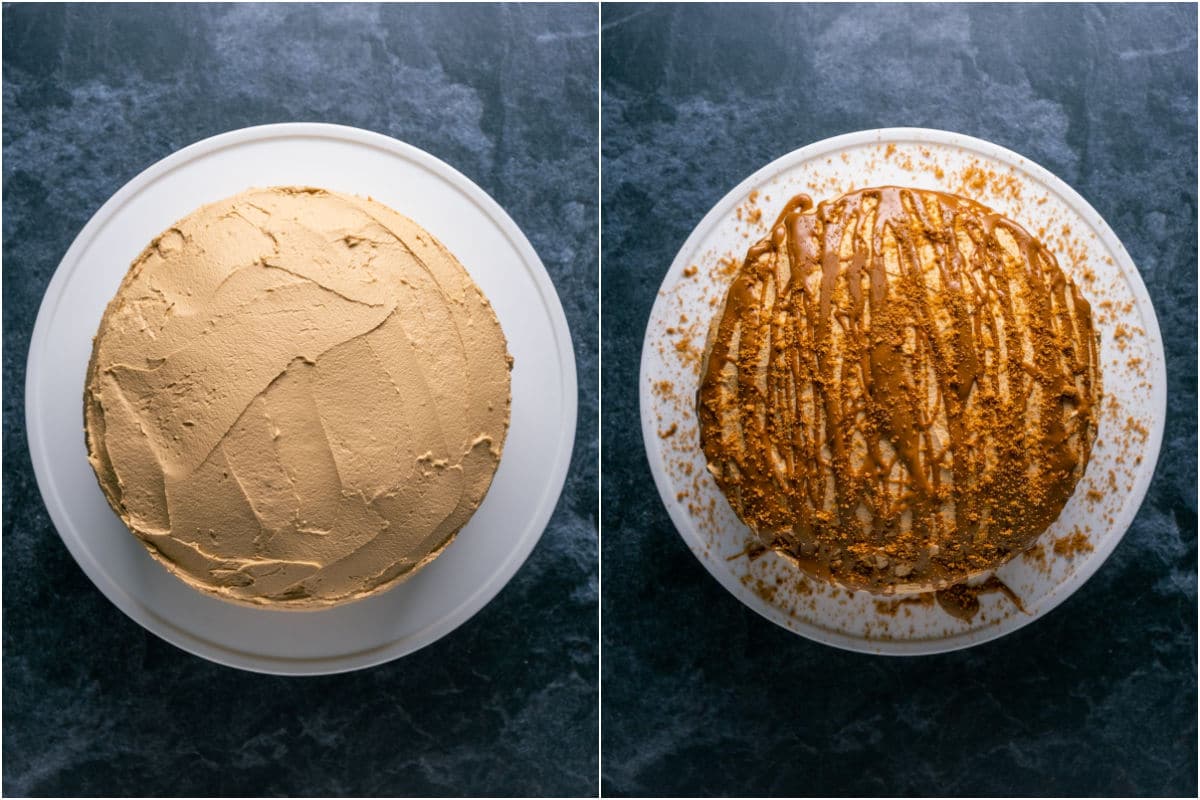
[641,128,1166,655]
[26,123,577,675]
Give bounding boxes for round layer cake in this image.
[698,186,1100,594]
[85,186,512,609]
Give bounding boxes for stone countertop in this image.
[601,4,1196,796]
[2,4,597,796]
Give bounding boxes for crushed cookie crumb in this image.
[1053,530,1094,559]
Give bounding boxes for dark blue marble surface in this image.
[601,4,1196,796]
[3,4,597,796]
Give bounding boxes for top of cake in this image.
[698,186,1100,593]
[85,186,512,608]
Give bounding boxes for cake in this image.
[84,186,512,609]
[697,186,1100,594]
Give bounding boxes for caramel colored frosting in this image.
[698,187,1100,594]
[85,187,512,608]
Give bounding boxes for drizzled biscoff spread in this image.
[698,186,1100,594]
[85,187,511,609]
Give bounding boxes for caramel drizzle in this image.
[699,187,1099,592]
[934,576,1027,622]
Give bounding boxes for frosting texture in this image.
[85,186,511,608]
[698,187,1100,593]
